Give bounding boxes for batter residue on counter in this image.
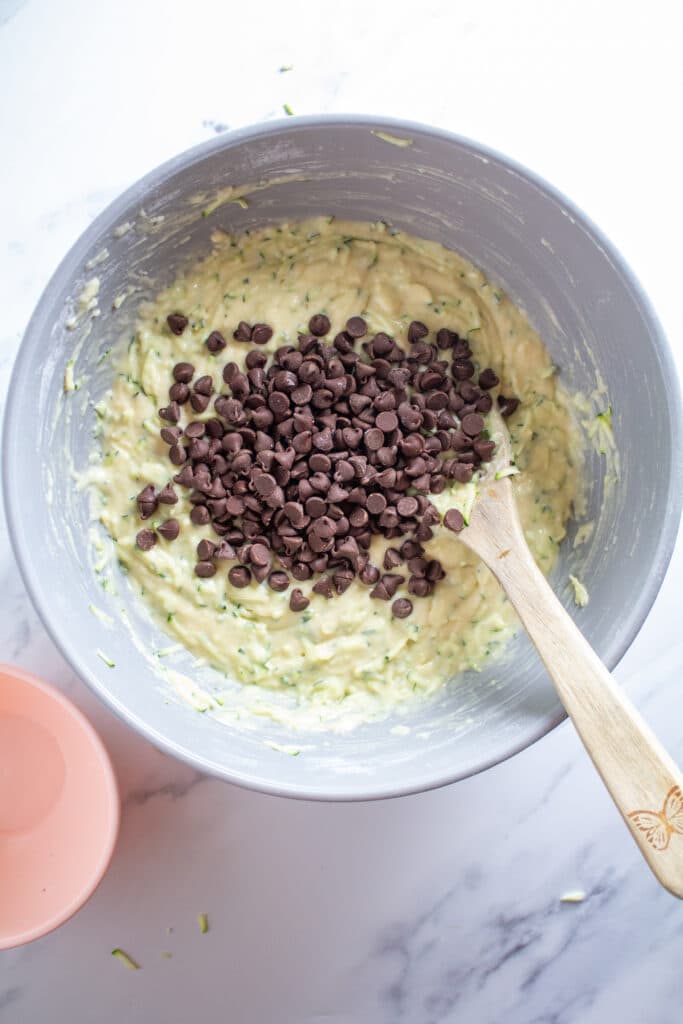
[88,217,581,729]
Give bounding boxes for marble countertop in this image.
[1,1,682,1020]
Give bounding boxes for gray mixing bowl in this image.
[4,116,682,799]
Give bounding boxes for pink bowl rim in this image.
[0,663,120,949]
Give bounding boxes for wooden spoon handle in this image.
[467,519,683,898]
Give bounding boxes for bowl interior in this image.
[4,118,681,799]
[0,666,119,948]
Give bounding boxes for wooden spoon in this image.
[454,410,683,897]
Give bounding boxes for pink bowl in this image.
[0,664,119,949]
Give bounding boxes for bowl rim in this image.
[3,113,682,801]
[0,663,120,949]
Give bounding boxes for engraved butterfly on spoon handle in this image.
[458,446,683,898]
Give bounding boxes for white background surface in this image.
[1,1,682,1021]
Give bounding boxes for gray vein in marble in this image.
[124,771,209,806]
[375,873,623,1024]
[515,757,574,828]
[0,0,25,28]
[518,872,620,993]
[0,987,21,1013]
[201,119,230,135]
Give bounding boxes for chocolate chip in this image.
[407,556,427,577]
[392,598,413,618]
[195,560,216,578]
[474,438,496,461]
[173,362,195,383]
[375,410,398,432]
[194,375,214,396]
[283,501,306,527]
[206,330,227,353]
[383,548,402,570]
[398,404,422,431]
[382,574,403,597]
[268,571,289,592]
[359,563,380,586]
[254,473,277,497]
[379,507,399,529]
[250,543,271,567]
[426,559,445,582]
[167,443,186,466]
[190,393,210,413]
[312,576,333,598]
[160,426,182,445]
[419,369,442,392]
[157,483,178,505]
[462,412,485,437]
[173,464,195,488]
[190,505,210,526]
[364,427,383,451]
[408,576,432,597]
[289,588,310,612]
[252,323,273,345]
[222,433,243,454]
[478,368,499,390]
[167,313,189,335]
[233,321,252,342]
[415,523,433,542]
[309,453,331,473]
[452,359,475,381]
[197,539,216,560]
[159,402,180,423]
[214,540,236,560]
[399,541,421,561]
[408,321,429,343]
[372,333,394,358]
[312,428,333,452]
[367,492,387,515]
[396,496,418,518]
[305,496,327,518]
[220,398,246,425]
[308,314,331,336]
[291,384,313,406]
[345,316,367,338]
[250,563,268,583]
[460,381,479,403]
[228,565,251,588]
[157,519,180,541]
[444,508,465,533]
[349,507,368,529]
[136,528,156,551]
[332,569,354,595]
[189,438,210,460]
[498,395,520,418]
[136,484,157,519]
[268,392,289,417]
[186,421,207,439]
[169,382,190,403]
[335,535,359,563]
[244,351,265,370]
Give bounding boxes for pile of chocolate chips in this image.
[136,314,520,618]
